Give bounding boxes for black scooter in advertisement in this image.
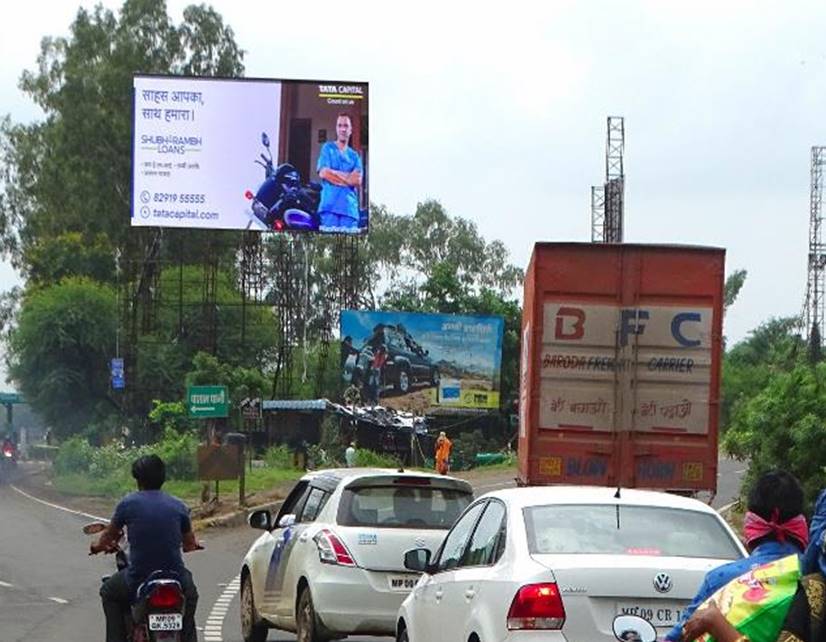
[244,132,321,231]
[84,522,201,642]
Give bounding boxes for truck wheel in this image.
[397,625,410,642]
[241,574,268,642]
[396,367,410,394]
[296,586,327,642]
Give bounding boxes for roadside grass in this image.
[53,466,305,503]
[474,459,517,472]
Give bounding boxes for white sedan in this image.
[396,486,746,642]
[239,467,473,642]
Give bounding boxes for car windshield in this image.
[338,485,472,530]
[524,503,742,559]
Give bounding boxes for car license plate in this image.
[388,575,419,592]
[617,603,684,627]
[148,613,183,631]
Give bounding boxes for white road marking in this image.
[0,580,13,588]
[48,597,69,604]
[10,485,109,522]
[202,574,241,642]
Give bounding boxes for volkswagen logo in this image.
[653,572,673,593]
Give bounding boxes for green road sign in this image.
[187,385,229,418]
[0,393,22,404]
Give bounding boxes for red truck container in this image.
[518,242,725,494]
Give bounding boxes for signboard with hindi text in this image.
[187,385,229,418]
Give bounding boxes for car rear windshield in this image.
[338,485,472,529]
[524,504,742,559]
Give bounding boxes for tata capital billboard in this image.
[132,75,369,234]
[340,310,505,411]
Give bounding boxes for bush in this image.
[154,428,199,480]
[354,448,402,469]
[264,445,296,469]
[53,429,197,486]
[54,436,95,475]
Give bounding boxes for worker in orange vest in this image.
[434,431,453,475]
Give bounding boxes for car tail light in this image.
[507,582,566,630]
[314,529,355,567]
[2,443,13,457]
[147,584,184,609]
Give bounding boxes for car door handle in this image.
[464,589,476,600]
[435,589,443,601]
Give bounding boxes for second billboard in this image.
[132,75,369,234]
[340,310,504,412]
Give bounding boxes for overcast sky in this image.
[2,0,826,390]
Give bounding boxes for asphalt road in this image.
[0,457,745,642]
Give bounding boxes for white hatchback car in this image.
[239,468,473,642]
[396,486,746,642]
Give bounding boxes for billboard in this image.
[132,75,369,234]
[340,310,504,411]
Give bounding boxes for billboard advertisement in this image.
[340,310,504,411]
[132,75,369,234]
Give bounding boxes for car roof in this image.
[299,467,471,488]
[482,485,721,515]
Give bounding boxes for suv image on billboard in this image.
[346,324,439,394]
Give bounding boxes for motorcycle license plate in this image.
[148,613,183,631]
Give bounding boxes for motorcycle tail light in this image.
[147,584,184,609]
[274,219,285,231]
[244,190,254,200]
[2,444,13,457]
[314,529,356,566]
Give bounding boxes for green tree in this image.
[724,269,748,312]
[7,278,117,439]
[721,316,803,433]
[723,363,826,506]
[0,0,244,274]
[136,264,277,409]
[366,200,524,411]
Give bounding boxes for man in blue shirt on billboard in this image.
[317,113,363,231]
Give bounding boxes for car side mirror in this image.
[612,615,656,642]
[261,132,270,148]
[277,513,297,529]
[404,548,432,573]
[249,509,272,531]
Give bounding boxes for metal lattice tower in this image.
[590,186,606,242]
[804,146,826,344]
[591,116,625,243]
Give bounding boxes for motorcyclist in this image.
[90,454,201,642]
[665,470,808,642]
[2,432,18,459]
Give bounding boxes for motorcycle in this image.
[84,522,199,642]
[0,440,18,484]
[244,132,321,231]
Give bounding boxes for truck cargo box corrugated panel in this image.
[518,243,724,493]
